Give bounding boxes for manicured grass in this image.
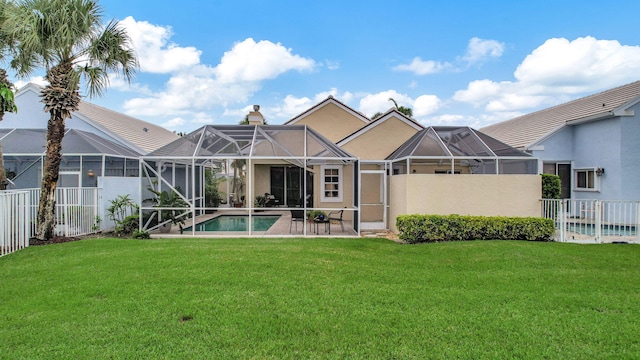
[1,238,639,359]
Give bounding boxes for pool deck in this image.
[150,210,358,238]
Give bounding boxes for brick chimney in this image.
[247,105,264,125]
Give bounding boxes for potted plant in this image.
[254,193,269,211]
[148,188,189,233]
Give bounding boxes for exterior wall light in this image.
[595,167,605,176]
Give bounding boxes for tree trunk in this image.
[35,63,80,240]
[36,113,66,240]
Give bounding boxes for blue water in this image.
[185,215,281,232]
[567,223,636,237]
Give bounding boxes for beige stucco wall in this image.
[342,115,419,160]
[389,174,541,232]
[293,103,367,143]
[312,164,355,221]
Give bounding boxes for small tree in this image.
[541,174,561,199]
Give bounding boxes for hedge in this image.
[396,214,555,244]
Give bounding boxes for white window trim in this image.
[574,168,599,192]
[321,165,343,202]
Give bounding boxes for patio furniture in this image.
[313,216,330,234]
[265,193,279,207]
[327,209,345,232]
[290,210,305,232]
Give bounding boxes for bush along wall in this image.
[541,173,561,199]
[396,214,555,244]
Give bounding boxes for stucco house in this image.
[481,80,640,201]
[141,97,539,236]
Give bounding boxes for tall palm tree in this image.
[389,97,413,118]
[3,0,138,240]
[0,0,18,191]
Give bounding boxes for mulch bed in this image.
[29,236,83,246]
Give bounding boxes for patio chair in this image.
[327,209,345,232]
[290,209,305,233]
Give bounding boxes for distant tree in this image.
[0,1,18,190]
[389,97,413,118]
[371,112,383,120]
[0,70,17,190]
[4,0,138,240]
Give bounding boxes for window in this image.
[575,168,598,191]
[321,165,342,202]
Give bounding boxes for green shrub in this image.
[115,214,140,237]
[396,214,555,244]
[542,174,561,199]
[132,229,150,239]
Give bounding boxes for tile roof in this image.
[77,101,179,154]
[480,80,640,149]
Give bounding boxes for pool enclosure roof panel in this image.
[146,125,356,161]
[386,126,532,160]
[0,128,141,157]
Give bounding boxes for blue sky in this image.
[17,0,640,132]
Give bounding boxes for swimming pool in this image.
[185,215,281,232]
[567,223,637,237]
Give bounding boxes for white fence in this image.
[19,187,103,238]
[0,191,30,257]
[541,199,640,243]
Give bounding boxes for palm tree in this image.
[389,97,413,118]
[3,0,138,240]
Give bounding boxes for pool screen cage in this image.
[386,126,537,175]
[139,124,359,236]
[0,128,141,189]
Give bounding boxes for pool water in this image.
[567,223,637,237]
[185,215,281,232]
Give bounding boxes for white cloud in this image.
[514,36,640,91]
[120,17,201,73]
[393,57,452,75]
[264,88,355,121]
[462,37,505,64]
[413,95,442,117]
[14,76,48,89]
[162,117,186,129]
[454,36,640,121]
[359,90,413,116]
[214,38,315,83]
[123,36,316,119]
[325,60,340,70]
[421,114,467,126]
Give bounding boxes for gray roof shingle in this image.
[481,80,640,149]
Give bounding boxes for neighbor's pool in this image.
[184,215,281,232]
[567,223,637,237]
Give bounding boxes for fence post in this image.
[594,200,601,244]
[560,200,566,243]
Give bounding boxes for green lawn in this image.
[1,238,639,359]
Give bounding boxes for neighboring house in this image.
[481,80,640,201]
[0,83,179,189]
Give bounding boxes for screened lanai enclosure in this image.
[387,126,536,174]
[0,128,141,189]
[356,126,538,230]
[140,125,359,236]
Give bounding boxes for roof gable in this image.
[481,80,640,149]
[337,109,423,160]
[284,96,370,143]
